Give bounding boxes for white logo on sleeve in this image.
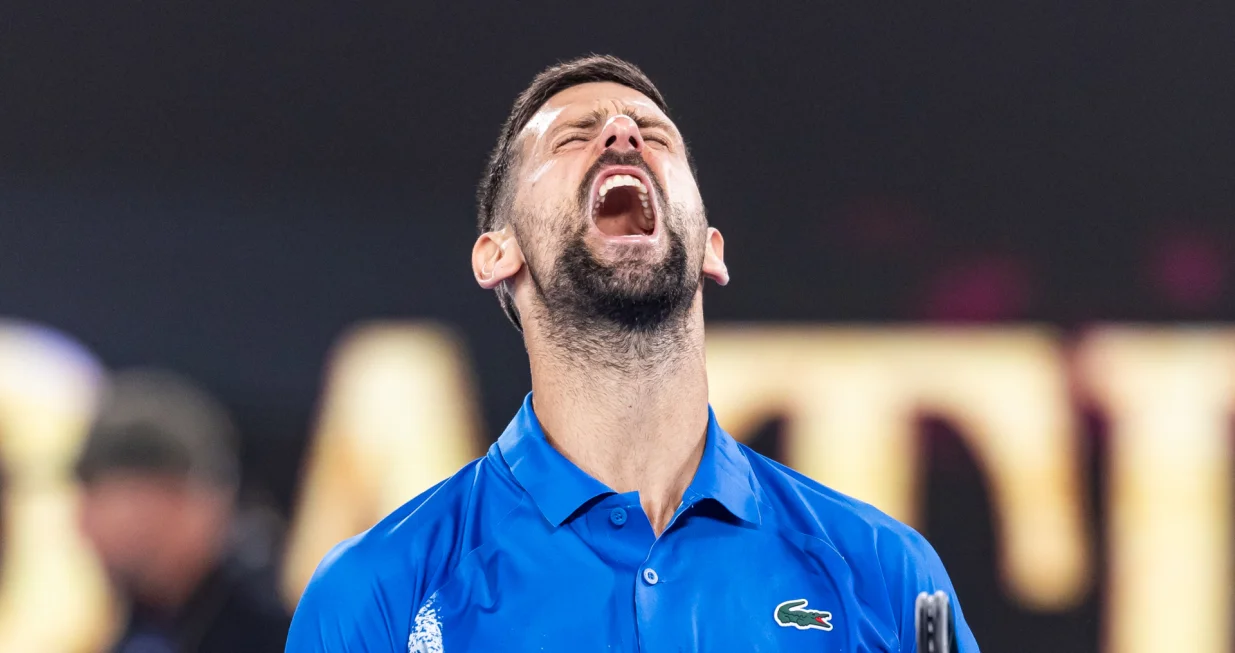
[409,594,444,653]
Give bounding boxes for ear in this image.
[702,227,729,286]
[472,226,525,289]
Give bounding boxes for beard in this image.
[519,162,705,344]
[512,148,709,366]
[544,214,697,334]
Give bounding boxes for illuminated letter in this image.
[1078,328,1235,653]
[282,322,481,603]
[707,326,1090,609]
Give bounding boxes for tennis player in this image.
[287,54,979,652]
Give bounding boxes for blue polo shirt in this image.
[287,395,979,652]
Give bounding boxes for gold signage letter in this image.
[1078,328,1235,653]
[281,323,482,604]
[707,326,1090,609]
[0,321,113,653]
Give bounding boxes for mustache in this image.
[575,150,666,210]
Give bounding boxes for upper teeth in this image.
[596,174,654,223]
[598,174,648,198]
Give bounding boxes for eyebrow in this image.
[548,104,677,140]
[550,108,608,137]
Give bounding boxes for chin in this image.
[607,267,669,298]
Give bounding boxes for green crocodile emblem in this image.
[774,599,834,631]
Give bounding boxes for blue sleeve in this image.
[285,535,410,653]
[881,526,980,652]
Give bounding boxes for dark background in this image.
[3,3,1234,651]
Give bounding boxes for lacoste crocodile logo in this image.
[774,598,834,631]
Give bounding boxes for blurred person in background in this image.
[288,55,977,652]
[76,369,290,653]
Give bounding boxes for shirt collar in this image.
[497,393,762,527]
[686,405,763,526]
[497,394,613,526]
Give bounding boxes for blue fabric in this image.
[287,394,980,652]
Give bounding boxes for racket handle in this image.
[914,590,953,653]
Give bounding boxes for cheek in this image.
[513,190,578,254]
[515,176,572,230]
[658,158,704,215]
[528,159,561,185]
[82,495,155,559]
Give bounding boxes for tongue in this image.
[594,187,649,236]
[595,211,646,237]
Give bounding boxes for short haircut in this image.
[75,369,240,491]
[476,54,671,331]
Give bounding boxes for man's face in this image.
[507,82,710,331]
[78,473,230,602]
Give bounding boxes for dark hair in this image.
[476,54,670,331]
[75,369,240,491]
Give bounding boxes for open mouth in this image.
[589,166,658,239]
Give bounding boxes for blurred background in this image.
[2,3,1234,652]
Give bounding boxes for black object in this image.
[915,591,954,653]
[112,550,290,653]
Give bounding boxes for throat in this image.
[594,210,651,237]
[592,186,653,236]
[527,347,712,535]
[547,399,707,536]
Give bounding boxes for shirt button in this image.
[609,507,628,527]
[642,567,659,586]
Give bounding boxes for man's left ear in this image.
[702,227,729,286]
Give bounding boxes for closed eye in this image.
[556,134,589,150]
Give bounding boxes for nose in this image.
[599,115,644,153]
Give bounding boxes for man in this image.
[77,369,291,652]
[287,55,979,652]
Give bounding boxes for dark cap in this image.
[75,368,240,489]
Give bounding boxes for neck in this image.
[525,301,710,535]
[136,545,221,614]
[133,506,230,614]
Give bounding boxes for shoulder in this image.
[288,453,522,651]
[742,446,980,651]
[308,453,522,597]
[744,446,927,553]
[203,558,292,651]
[742,446,954,600]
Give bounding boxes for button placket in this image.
[631,499,686,651]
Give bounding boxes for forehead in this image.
[521,81,674,139]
